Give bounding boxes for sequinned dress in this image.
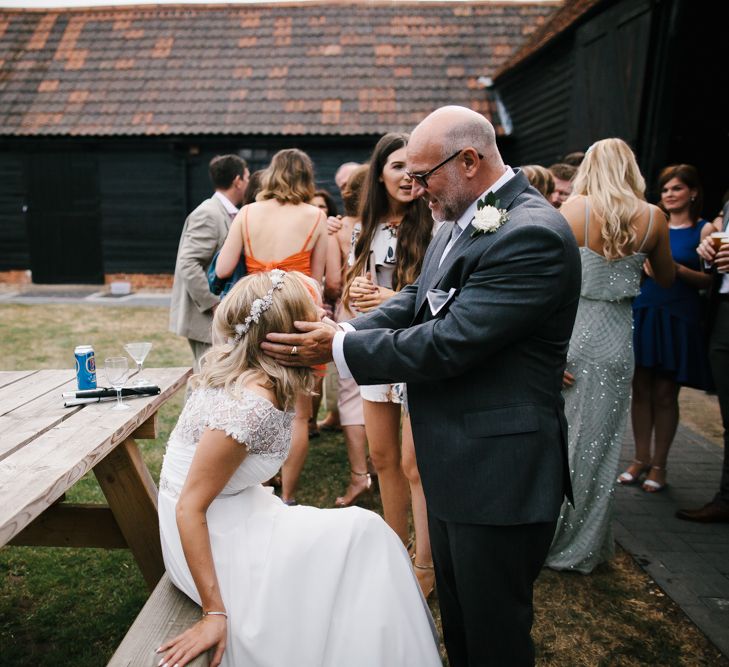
[546,203,653,573]
[158,386,441,666]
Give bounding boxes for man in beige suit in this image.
[169,154,249,371]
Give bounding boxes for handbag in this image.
[207,251,247,298]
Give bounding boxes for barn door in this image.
[26,150,104,284]
[567,0,652,150]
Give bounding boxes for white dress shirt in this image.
[333,166,517,379]
[213,191,240,221]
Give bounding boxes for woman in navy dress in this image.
[622,165,714,492]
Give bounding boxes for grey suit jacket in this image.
[344,171,581,525]
[169,196,231,344]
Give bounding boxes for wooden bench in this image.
[108,573,210,666]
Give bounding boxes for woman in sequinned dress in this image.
[545,139,675,573]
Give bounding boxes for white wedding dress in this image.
[158,386,441,667]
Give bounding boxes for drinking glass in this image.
[124,342,153,386]
[105,357,130,411]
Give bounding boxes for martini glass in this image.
[104,357,130,411]
[124,342,153,387]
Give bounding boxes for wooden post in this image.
[94,437,164,590]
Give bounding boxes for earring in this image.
[690,196,696,202]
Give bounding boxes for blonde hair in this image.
[522,165,555,199]
[257,149,316,205]
[191,271,317,411]
[571,138,645,259]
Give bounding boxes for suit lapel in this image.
[419,170,531,296]
[416,223,451,307]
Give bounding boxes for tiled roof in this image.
[0,1,558,137]
[494,0,603,78]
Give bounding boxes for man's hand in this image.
[261,320,338,366]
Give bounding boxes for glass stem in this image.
[116,388,123,408]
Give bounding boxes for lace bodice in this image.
[159,386,294,498]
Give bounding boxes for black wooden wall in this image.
[495,0,728,216]
[496,0,653,166]
[0,135,376,282]
[0,152,27,271]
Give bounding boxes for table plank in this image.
[0,369,75,416]
[0,367,191,546]
[0,376,81,462]
[0,370,37,389]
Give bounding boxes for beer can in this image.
[74,345,97,390]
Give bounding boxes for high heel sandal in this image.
[413,562,436,600]
[334,470,373,508]
[642,466,668,493]
[617,459,650,485]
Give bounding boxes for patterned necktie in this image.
[450,220,462,243]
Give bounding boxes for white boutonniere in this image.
[471,192,509,237]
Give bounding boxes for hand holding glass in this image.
[105,357,130,411]
[124,342,153,386]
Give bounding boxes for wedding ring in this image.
[290,346,298,356]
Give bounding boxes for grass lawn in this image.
[1,302,726,666]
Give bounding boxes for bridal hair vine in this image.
[231,269,286,344]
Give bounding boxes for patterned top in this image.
[159,386,294,499]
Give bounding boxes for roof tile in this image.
[0,1,556,137]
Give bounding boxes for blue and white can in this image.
[74,345,97,390]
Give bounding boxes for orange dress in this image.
[243,208,323,278]
[243,207,326,374]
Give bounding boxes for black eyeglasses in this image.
[406,149,483,188]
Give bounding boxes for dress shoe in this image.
[675,502,729,523]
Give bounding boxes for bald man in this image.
[264,106,581,665]
[334,161,361,192]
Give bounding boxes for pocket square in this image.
[426,287,457,316]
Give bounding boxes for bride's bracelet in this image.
[202,610,228,619]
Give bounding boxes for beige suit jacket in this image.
[169,196,232,344]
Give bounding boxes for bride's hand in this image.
[157,615,227,667]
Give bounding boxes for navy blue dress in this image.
[633,220,712,389]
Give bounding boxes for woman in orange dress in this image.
[217,148,327,504]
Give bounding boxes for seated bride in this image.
[156,270,441,667]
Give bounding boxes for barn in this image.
[0,1,557,284]
[492,0,728,208]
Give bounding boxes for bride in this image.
[156,270,441,667]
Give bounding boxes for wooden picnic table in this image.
[0,367,191,591]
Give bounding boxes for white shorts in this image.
[360,383,405,404]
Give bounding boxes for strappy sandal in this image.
[414,562,436,600]
[334,470,373,508]
[642,466,668,493]
[617,459,650,485]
